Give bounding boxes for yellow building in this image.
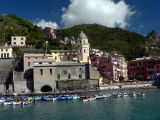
[50,50,74,62]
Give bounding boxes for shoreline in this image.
[0,84,157,96]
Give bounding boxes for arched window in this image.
[55,56,57,60]
[84,49,86,53]
[83,40,85,43]
[68,73,71,79]
[57,73,60,79]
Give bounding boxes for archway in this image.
[41,85,53,92]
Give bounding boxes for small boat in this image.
[66,95,73,100]
[72,95,80,100]
[95,95,106,99]
[22,101,32,105]
[52,97,57,101]
[4,101,13,105]
[123,93,128,97]
[13,101,22,105]
[117,93,123,98]
[56,95,67,101]
[83,96,96,102]
[0,98,6,103]
[34,96,42,101]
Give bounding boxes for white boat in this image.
[117,94,122,98]
[22,101,32,105]
[52,97,57,101]
[73,95,80,100]
[4,101,13,105]
[0,99,6,103]
[123,93,128,97]
[13,101,22,105]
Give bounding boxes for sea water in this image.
[0,89,160,120]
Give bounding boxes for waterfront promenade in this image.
[0,81,155,96]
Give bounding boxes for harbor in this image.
[0,89,159,120]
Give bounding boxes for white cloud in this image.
[61,0,135,28]
[35,19,58,29]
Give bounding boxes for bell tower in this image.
[77,31,90,63]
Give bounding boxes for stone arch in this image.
[41,85,53,92]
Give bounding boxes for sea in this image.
[0,89,160,120]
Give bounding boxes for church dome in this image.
[79,31,87,39]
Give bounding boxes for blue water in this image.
[0,89,160,120]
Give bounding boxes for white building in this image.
[0,45,13,59]
[11,36,26,46]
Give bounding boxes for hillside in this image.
[0,14,49,46]
[0,15,148,60]
[57,24,147,60]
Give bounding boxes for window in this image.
[35,57,37,59]
[55,56,57,60]
[84,49,86,53]
[28,57,30,59]
[57,73,60,79]
[83,40,85,43]
[40,69,43,75]
[67,56,70,60]
[21,37,24,40]
[13,42,16,45]
[79,74,82,79]
[13,37,16,40]
[1,53,3,58]
[50,69,52,75]
[7,53,9,58]
[28,62,30,66]
[6,49,8,51]
[21,42,24,44]
[68,73,71,79]
[4,53,6,58]
[39,62,42,64]
[1,49,3,52]
[49,62,52,64]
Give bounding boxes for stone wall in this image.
[57,80,90,91]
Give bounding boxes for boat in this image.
[52,97,57,101]
[0,98,6,103]
[4,101,13,105]
[66,95,73,100]
[83,96,96,102]
[13,101,22,105]
[123,93,128,97]
[95,95,107,99]
[56,95,67,101]
[22,101,32,105]
[72,95,80,100]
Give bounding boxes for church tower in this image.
[77,31,90,63]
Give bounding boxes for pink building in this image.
[23,53,52,72]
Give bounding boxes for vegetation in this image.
[57,24,147,60]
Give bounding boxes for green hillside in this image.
[0,15,148,60]
[0,14,48,46]
[57,24,147,60]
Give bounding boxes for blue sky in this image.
[0,0,159,36]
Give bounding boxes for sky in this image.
[0,0,159,36]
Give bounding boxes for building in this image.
[23,53,52,72]
[128,57,160,80]
[11,36,26,46]
[44,27,56,39]
[77,31,90,63]
[98,53,128,83]
[0,45,13,59]
[50,50,75,62]
[33,60,89,92]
